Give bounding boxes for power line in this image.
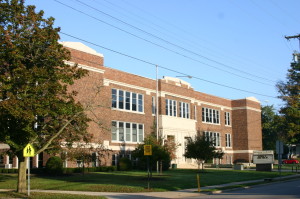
[120,0,284,79]
[53,0,276,85]
[76,0,277,83]
[60,31,278,99]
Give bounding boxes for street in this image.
[187,179,300,199]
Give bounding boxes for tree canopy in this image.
[276,59,300,144]
[0,0,90,192]
[131,135,171,171]
[184,134,224,170]
[261,105,280,150]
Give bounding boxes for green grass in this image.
[0,169,295,193]
[273,164,300,171]
[0,191,106,199]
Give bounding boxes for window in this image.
[0,155,3,165]
[205,131,221,147]
[202,107,220,124]
[225,112,231,126]
[111,89,144,113]
[166,99,177,116]
[138,94,143,112]
[152,96,156,114]
[125,92,131,110]
[126,123,131,141]
[225,133,231,147]
[112,154,118,166]
[112,89,117,108]
[179,102,190,119]
[111,121,144,143]
[194,105,197,120]
[118,90,124,109]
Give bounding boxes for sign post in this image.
[23,144,35,196]
[276,140,284,176]
[144,145,152,190]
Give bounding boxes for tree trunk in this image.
[159,160,162,175]
[17,156,27,193]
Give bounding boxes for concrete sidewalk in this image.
[1,174,300,199]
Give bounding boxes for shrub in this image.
[118,157,132,171]
[45,156,63,175]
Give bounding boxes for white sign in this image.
[253,151,274,164]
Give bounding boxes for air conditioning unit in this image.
[5,164,12,169]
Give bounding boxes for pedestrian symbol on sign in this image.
[23,144,35,157]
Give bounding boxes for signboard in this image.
[276,140,284,155]
[23,144,35,157]
[144,145,152,156]
[253,150,274,164]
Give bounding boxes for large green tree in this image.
[276,58,300,144]
[0,0,90,193]
[261,105,280,150]
[184,134,224,171]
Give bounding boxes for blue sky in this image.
[27,0,299,110]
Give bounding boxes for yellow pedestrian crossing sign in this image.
[23,144,35,157]
[144,145,152,156]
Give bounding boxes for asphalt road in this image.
[187,179,300,199]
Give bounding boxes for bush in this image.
[45,156,63,175]
[118,157,132,171]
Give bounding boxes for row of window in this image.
[112,89,143,113]
[111,89,231,125]
[111,121,144,143]
[204,131,232,148]
[202,108,220,124]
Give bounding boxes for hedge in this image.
[0,166,117,174]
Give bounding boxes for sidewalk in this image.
[1,174,300,199]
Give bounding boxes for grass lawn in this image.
[0,169,295,193]
[0,191,106,199]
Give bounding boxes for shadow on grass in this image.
[2,169,295,193]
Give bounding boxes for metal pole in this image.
[28,157,30,196]
[156,65,159,140]
[156,65,159,173]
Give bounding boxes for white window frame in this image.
[225,133,232,148]
[205,131,221,147]
[202,107,220,124]
[225,112,231,126]
[152,96,156,115]
[166,99,177,117]
[111,89,144,113]
[111,121,144,143]
[179,102,190,119]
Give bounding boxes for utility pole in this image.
[285,34,300,62]
[285,34,300,51]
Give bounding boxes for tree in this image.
[0,0,90,193]
[65,141,112,174]
[276,58,300,144]
[261,105,280,150]
[132,135,171,174]
[184,134,224,171]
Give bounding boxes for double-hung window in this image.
[205,131,221,147]
[179,102,190,119]
[165,99,177,116]
[225,133,232,147]
[202,107,220,124]
[225,112,231,126]
[111,121,144,143]
[152,96,156,115]
[111,89,143,113]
